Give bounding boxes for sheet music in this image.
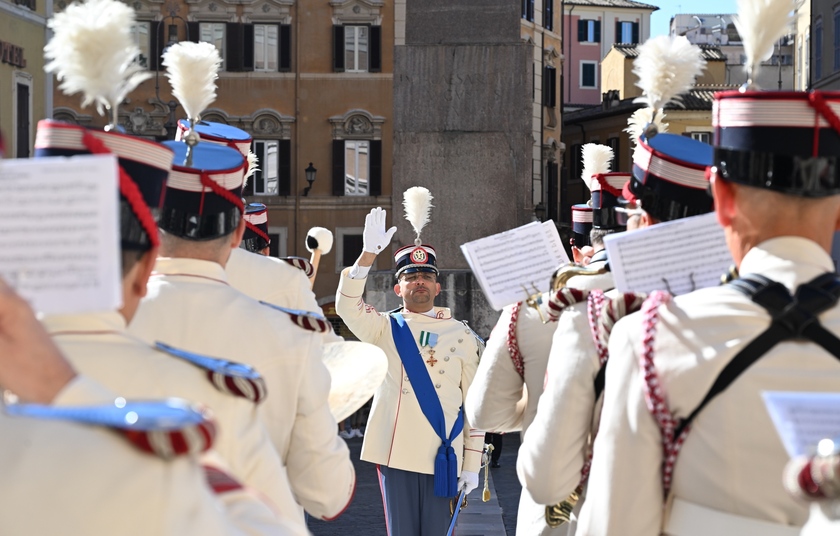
[460,221,570,310]
[0,155,122,314]
[762,391,840,458]
[604,212,733,295]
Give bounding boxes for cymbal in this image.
[323,341,387,423]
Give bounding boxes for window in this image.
[542,66,557,107]
[266,227,287,258]
[616,21,639,44]
[816,18,823,80]
[335,228,370,271]
[578,19,601,43]
[606,137,620,170]
[689,132,711,144]
[580,61,597,88]
[13,72,32,158]
[130,22,151,69]
[543,0,553,31]
[835,11,840,71]
[521,0,534,22]
[248,139,291,196]
[344,140,369,195]
[333,25,380,73]
[344,25,369,72]
[199,22,225,65]
[254,24,278,71]
[341,233,363,268]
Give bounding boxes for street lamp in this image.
[304,163,317,196]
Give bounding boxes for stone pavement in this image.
[309,433,524,536]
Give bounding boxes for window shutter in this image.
[333,25,345,72]
[594,21,601,43]
[615,21,621,42]
[243,24,255,72]
[369,140,382,197]
[150,24,163,71]
[278,139,291,196]
[632,22,639,44]
[279,24,291,71]
[542,66,550,106]
[187,22,199,43]
[578,19,586,42]
[226,23,243,72]
[332,139,345,196]
[370,25,382,73]
[544,0,553,31]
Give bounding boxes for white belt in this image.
[664,498,801,536]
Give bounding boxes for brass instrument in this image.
[520,263,609,325]
[545,485,582,527]
[541,262,607,527]
[550,263,608,291]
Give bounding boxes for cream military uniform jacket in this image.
[464,292,565,536]
[579,237,840,536]
[336,269,484,476]
[42,311,305,533]
[128,257,355,521]
[517,264,615,508]
[0,376,297,536]
[225,247,342,343]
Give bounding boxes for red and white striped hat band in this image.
[633,139,708,190]
[33,120,173,249]
[590,173,630,194]
[244,209,268,226]
[572,206,594,223]
[712,90,840,129]
[176,120,252,158]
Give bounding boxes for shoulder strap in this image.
[5,398,216,459]
[258,301,331,333]
[673,272,840,440]
[154,342,267,403]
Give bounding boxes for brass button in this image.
[450,347,456,352]
[435,383,441,389]
[404,376,409,382]
[402,388,409,395]
[464,330,469,334]
[439,369,445,374]
[444,356,450,362]
[458,339,463,343]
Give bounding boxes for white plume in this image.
[306,227,334,254]
[242,150,260,189]
[625,107,669,146]
[44,0,151,115]
[163,42,221,121]
[734,0,798,84]
[403,187,434,243]
[633,35,706,112]
[581,144,614,191]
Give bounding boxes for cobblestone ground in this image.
[308,433,524,536]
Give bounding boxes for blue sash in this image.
[390,313,464,497]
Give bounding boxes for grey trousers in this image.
[377,465,453,536]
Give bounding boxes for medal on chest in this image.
[418,331,439,367]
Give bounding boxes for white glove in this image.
[458,470,479,496]
[362,207,397,254]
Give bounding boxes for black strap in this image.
[593,363,607,400]
[673,272,840,440]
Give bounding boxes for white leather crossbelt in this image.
[664,498,800,536]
